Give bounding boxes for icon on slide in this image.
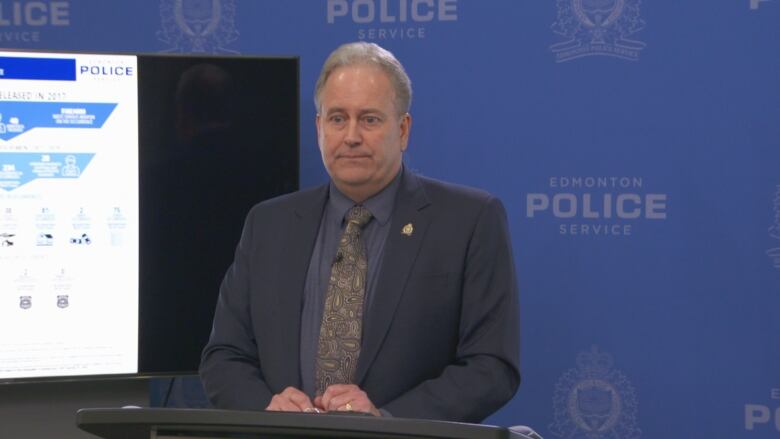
[19,296,31,310]
[61,155,81,177]
[69,233,92,245]
[36,233,54,246]
[6,116,24,134]
[57,295,70,309]
[1,232,14,247]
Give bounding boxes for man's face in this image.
[316,64,411,202]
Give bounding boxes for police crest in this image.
[550,346,641,438]
[551,0,645,62]
[158,0,239,53]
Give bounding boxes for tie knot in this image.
[346,205,373,228]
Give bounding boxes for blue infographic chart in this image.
[0,101,116,140]
[2,1,779,438]
[0,52,139,379]
[0,153,95,191]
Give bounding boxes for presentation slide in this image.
[0,52,139,379]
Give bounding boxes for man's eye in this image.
[363,116,380,125]
[329,115,345,124]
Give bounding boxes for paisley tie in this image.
[314,205,373,395]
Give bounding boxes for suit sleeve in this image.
[199,206,274,409]
[382,196,521,422]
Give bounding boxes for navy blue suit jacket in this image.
[200,171,520,422]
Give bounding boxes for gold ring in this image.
[345,402,352,411]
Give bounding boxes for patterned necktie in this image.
[315,205,373,395]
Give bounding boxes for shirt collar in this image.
[328,167,403,227]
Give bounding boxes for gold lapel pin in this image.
[401,223,413,236]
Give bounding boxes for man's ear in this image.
[400,113,412,152]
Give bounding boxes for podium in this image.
[76,408,535,439]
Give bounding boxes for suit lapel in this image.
[273,185,328,388]
[355,172,431,384]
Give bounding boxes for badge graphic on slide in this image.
[57,295,70,309]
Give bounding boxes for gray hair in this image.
[314,42,412,116]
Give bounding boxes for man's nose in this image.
[344,120,362,146]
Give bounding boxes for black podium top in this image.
[76,408,527,439]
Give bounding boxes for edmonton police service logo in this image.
[158,0,239,53]
[551,0,645,62]
[767,184,780,269]
[550,346,641,438]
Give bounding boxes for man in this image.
[200,42,520,422]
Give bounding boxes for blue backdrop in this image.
[6,1,778,437]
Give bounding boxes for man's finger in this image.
[327,393,362,411]
[322,384,355,395]
[320,384,357,409]
[287,390,315,411]
[266,387,315,412]
[320,384,379,415]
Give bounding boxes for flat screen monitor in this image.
[0,50,299,383]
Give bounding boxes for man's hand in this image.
[266,386,317,412]
[314,384,381,416]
